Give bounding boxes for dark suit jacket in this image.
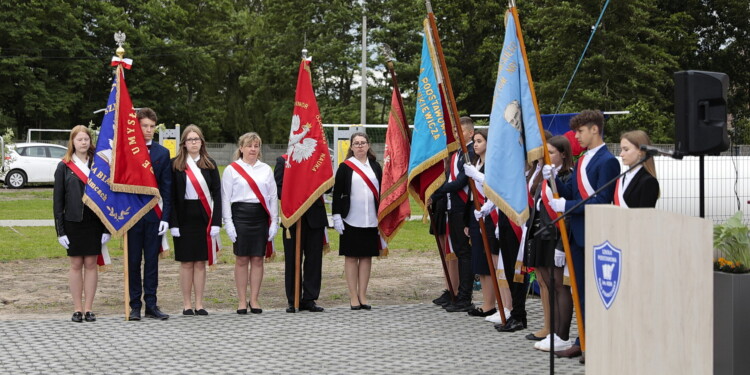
[274,156,328,229]
[331,158,383,219]
[556,146,620,247]
[431,143,475,213]
[142,142,172,223]
[53,160,100,237]
[169,157,222,228]
[622,168,659,208]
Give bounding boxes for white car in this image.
[2,143,68,188]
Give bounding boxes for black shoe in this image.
[350,305,362,310]
[300,302,324,312]
[495,317,527,332]
[439,298,453,308]
[183,309,195,316]
[445,301,475,312]
[129,309,141,321]
[236,309,247,315]
[84,312,96,322]
[145,306,169,320]
[195,309,208,316]
[525,333,545,341]
[467,307,497,317]
[432,290,451,305]
[250,308,262,314]
[286,305,296,313]
[71,311,83,323]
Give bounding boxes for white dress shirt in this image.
[622,165,642,192]
[184,155,200,200]
[344,157,379,228]
[221,159,278,225]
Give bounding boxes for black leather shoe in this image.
[432,290,451,305]
[195,309,208,316]
[84,312,96,322]
[555,344,582,358]
[129,309,141,321]
[445,301,475,312]
[286,305,296,313]
[467,307,497,317]
[183,309,195,316]
[525,333,545,341]
[250,307,262,314]
[300,302,324,312]
[71,311,83,323]
[350,305,362,310]
[236,309,247,315]
[145,306,169,320]
[495,317,527,332]
[359,304,372,310]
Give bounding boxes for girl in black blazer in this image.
[53,125,110,322]
[618,130,660,208]
[332,132,382,309]
[169,125,222,316]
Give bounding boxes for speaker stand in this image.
[699,155,705,218]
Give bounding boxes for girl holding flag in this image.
[222,132,278,314]
[332,132,383,310]
[53,125,110,323]
[169,125,221,316]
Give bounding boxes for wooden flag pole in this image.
[123,232,130,321]
[294,220,302,310]
[427,205,456,302]
[425,1,506,324]
[509,5,585,350]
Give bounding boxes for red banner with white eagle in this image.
[280,59,334,227]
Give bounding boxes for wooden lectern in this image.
[585,205,712,374]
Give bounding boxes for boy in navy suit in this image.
[543,110,620,360]
[128,108,172,321]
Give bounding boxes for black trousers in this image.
[282,217,324,306]
[448,209,473,302]
[500,224,528,321]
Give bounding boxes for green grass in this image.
[0,190,54,220]
[0,227,125,261]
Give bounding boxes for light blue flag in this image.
[484,11,544,226]
[407,31,452,211]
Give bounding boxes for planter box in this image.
[714,271,750,375]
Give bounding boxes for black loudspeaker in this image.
[674,70,730,156]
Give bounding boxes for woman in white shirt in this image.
[332,132,382,310]
[222,132,278,314]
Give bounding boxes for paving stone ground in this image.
[0,299,585,375]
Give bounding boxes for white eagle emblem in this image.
[286,114,317,167]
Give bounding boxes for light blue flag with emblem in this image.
[407,30,453,212]
[484,11,544,226]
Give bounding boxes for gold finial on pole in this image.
[114,31,126,59]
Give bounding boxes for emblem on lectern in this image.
[593,241,622,309]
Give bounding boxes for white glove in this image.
[332,214,345,235]
[101,233,111,244]
[158,221,169,236]
[494,224,500,239]
[268,221,278,241]
[542,164,557,180]
[210,226,220,238]
[170,228,181,237]
[554,249,566,267]
[474,200,495,220]
[58,235,70,249]
[464,164,485,184]
[550,197,566,213]
[225,222,237,243]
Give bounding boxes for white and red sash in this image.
[230,162,275,260]
[541,180,562,227]
[186,157,221,266]
[575,155,595,199]
[449,152,469,203]
[344,159,388,254]
[63,159,111,268]
[613,176,628,208]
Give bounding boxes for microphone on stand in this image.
[640,145,684,160]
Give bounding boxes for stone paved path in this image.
[0,300,585,374]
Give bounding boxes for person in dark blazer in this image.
[128,108,172,321]
[543,110,621,360]
[332,132,382,310]
[169,125,221,316]
[429,116,476,312]
[275,154,328,313]
[617,130,660,208]
[54,125,110,323]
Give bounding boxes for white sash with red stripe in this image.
[344,159,388,254]
[575,155,594,199]
[613,176,628,208]
[186,157,221,266]
[449,152,469,203]
[64,158,111,268]
[230,162,275,259]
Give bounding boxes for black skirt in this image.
[174,200,209,262]
[469,217,499,275]
[64,206,104,257]
[339,222,379,257]
[232,202,269,257]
